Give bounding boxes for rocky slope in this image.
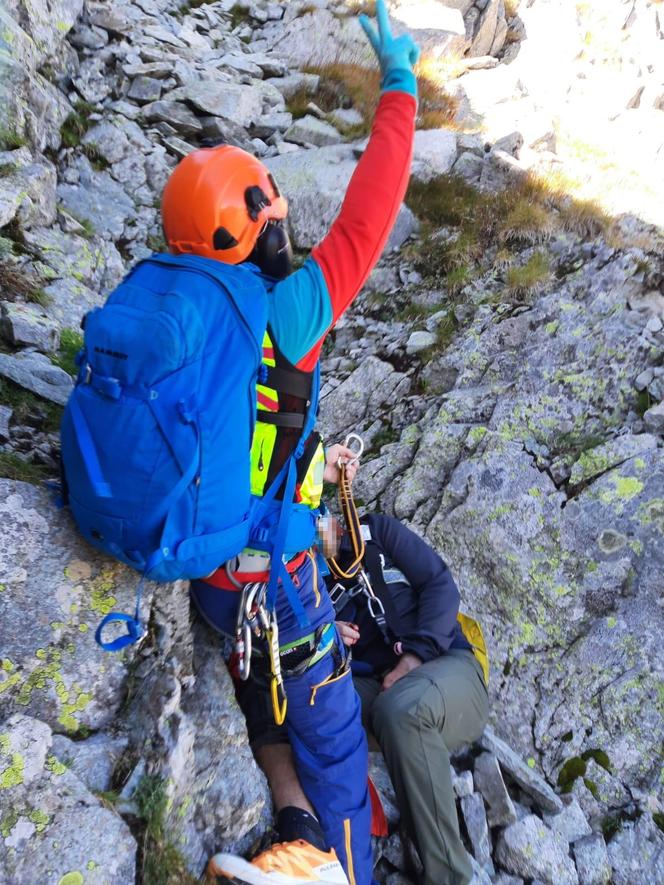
[1,0,663,883]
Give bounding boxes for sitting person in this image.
[210,506,490,885]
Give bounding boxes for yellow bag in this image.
[457,612,490,687]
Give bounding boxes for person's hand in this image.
[359,0,420,82]
[382,652,422,691]
[336,620,360,647]
[323,444,360,486]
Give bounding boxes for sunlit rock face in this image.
[1,0,664,881]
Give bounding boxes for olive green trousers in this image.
[354,649,489,885]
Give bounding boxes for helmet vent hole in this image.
[213,227,240,250]
[245,186,271,221]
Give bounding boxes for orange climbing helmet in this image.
[161,145,288,265]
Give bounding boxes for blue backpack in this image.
[61,253,319,650]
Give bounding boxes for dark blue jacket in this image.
[329,514,470,674]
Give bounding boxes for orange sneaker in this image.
[206,839,350,885]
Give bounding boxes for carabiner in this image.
[339,432,364,467]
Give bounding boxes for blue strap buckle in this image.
[95,611,145,652]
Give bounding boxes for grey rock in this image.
[162,136,196,159]
[267,145,415,251]
[460,792,493,870]
[57,156,137,241]
[452,767,474,797]
[0,480,166,733]
[573,834,611,885]
[127,75,163,104]
[0,714,136,883]
[199,114,253,148]
[126,618,270,872]
[251,111,293,139]
[543,798,591,844]
[568,434,659,487]
[261,7,370,68]
[329,107,364,130]
[480,728,563,813]
[411,129,458,182]
[493,131,524,158]
[284,115,343,147]
[0,404,11,441]
[265,72,320,100]
[468,854,492,885]
[406,330,436,355]
[320,357,410,441]
[122,61,173,79]
[472,751,518,827]
[635,367,655,390]
[5,152,58,229]
[368,752,399,828]
[491,876,524,885]
[142,100,203,135]
[51,732,129,794]
[82,120,131,165]
[452,150,485,184]
[0,302,59,353]
[23,226,105,289]
[43,277,104,331]
[495,815,578,884]
[0,350,72,405]
[643,401,664,434]
[606,813,664,884]
[217,52,264,78]
[11,0,84,62]
[0,175,25,228]
[184,80,263,127]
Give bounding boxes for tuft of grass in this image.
[499,199,554,244]
[0,259,48,305]
[146,232,167,253]
[52,328,84,377]
[504,0,521,17]
[134,776,198,885]
[27,287,51,308]
[82,144,109,171]
[60,100,97,149]
[0,452,51,484]
[227,2,251,29]
[0,128,27,151]
[505,251,550,297]
[0,377,63,432]
[346,0,377,14]
[301,62,380,138]
[415,55,461,130]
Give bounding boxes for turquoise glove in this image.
[359,0,420,98]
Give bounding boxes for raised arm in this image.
[269,0,418,371]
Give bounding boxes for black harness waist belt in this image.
[257,411,305,429]
[265,365,312,399]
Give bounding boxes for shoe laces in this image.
[253,839,327,875]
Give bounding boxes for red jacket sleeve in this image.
[297,90,416,371]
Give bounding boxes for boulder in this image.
[472,751,518,827]
[573,834,611,885]
[495,815,578,884]
[606,813,664,885]
[184,80,263,127]
[0,714,136,881]
[0,302,60,353]
[266,145,416,251]
[0,351,72,405]
[411,129,458,182]
[0,480,165,735]
[284,115,342,148]
[57,156,137,241]
[460,792,493,870]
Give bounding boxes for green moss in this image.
[28,808,50,831]
[135,776,198,885]
[505,251,550,296]
[52,328,84,377]
[60,101,97,148]
[0,453,52,484]
[45,754,67,776]
[0,128,27,151]
[0,808,19,837]
[0,752,24,789]
[0,377,63,431]
[600,475,644,505]
[557,756,586,791]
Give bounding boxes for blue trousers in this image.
[191,555,374,885]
